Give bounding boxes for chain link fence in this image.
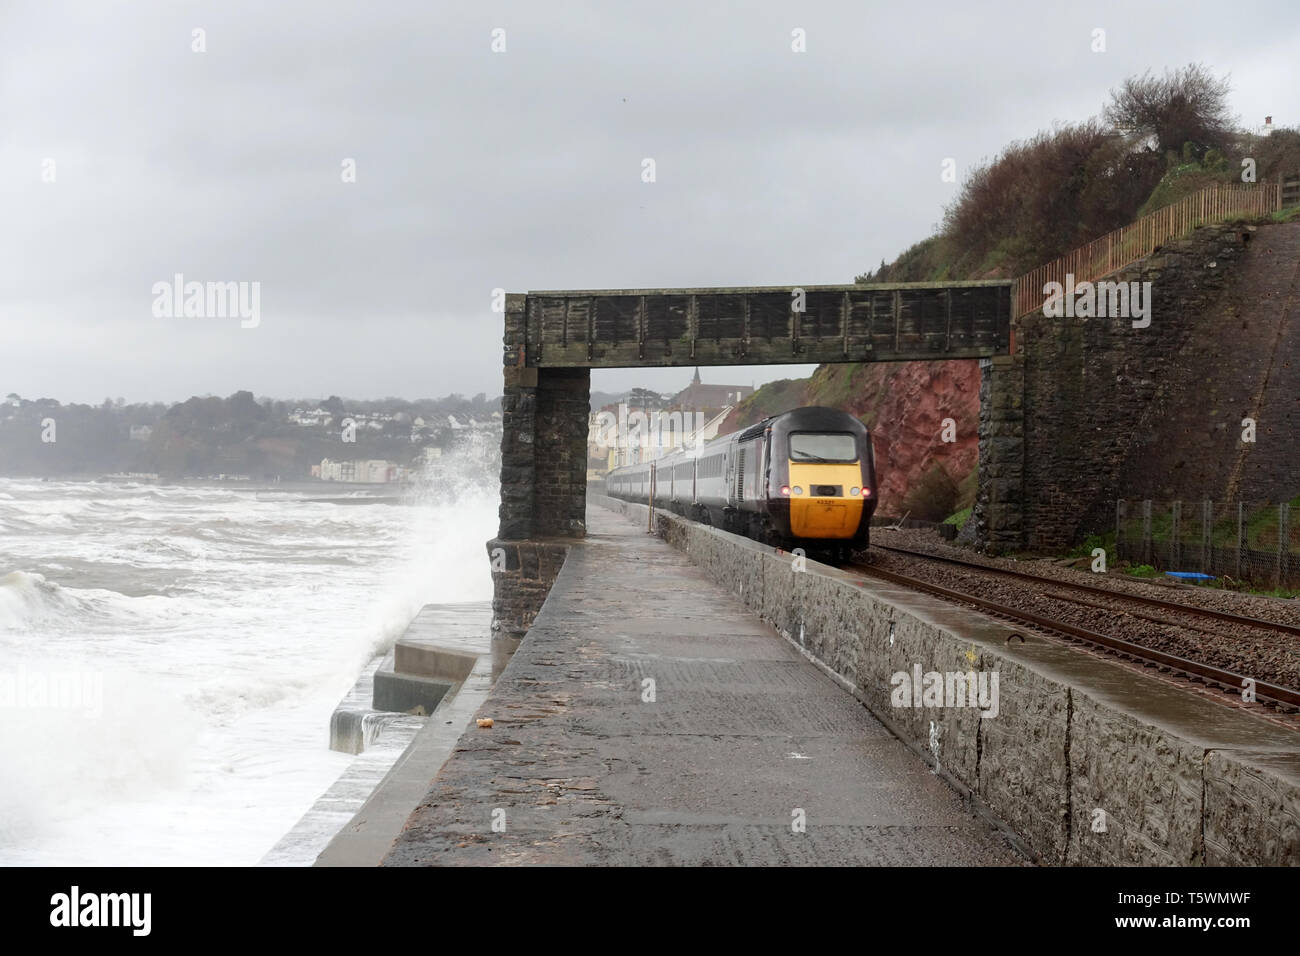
[1115,499,1299,587]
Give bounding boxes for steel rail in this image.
[850,561,1300,712]
[873,543,1300,637]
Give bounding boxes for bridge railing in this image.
[1012,182,1282,319]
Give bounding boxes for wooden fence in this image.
[1283,173,1300,209]
[1013,183,1282,319]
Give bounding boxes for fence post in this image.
[1171,501,1182,569]
[648,461,656,533]
[1280,503,1291,586]
[1141,500,1152,566]
[1201,500,1212,574]
[1236,501,1244,579]
[1115,499,1126,563]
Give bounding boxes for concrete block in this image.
[373,664,453,716]
[1066,694,1203,866]
[1203,749,1300,866]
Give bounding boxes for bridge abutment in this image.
[975,354,1026,554]
[490,297,590,636]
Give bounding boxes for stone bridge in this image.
[489,280,1016,636]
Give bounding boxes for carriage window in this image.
[789,433,857,463]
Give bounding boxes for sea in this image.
[0,455,499,865]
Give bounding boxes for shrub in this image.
[901,464,959,522]
[1104,63,1234,159]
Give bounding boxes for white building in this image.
[318,458,397,483]
[290,407,333,427]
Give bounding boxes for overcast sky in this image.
[2,0,1296,405]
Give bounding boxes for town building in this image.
[587,369,753,475]
[669,368,752,418]
[317,458,404,484]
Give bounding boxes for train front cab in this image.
[767,408,876,545]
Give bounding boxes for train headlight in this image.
[862,487,872,497]
[850,486,860,497]
[792,485,804,496]
[780,485,791,496]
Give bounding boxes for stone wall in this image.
[1114,220,1300,507]
[978,223,1270,552]
[485,538,570,640]
[593,493,1300,865]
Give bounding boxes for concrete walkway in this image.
[384,506,1023,865]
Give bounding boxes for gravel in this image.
[864,528,1300,692]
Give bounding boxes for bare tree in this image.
[1105,63,1234,158]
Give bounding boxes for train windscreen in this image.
[789,432,857,463]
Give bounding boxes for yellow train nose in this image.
[790,497,862,536]
[787,462,866,538]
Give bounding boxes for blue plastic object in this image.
[1165,571,1214,580]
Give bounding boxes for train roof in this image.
[606,406,867,475]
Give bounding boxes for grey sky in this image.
[2,0,1295,404]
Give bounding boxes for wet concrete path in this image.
[384,505,1024,865]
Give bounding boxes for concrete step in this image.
[393,640,477,682]
[329,651,425,755]
[372,656,453,716]
[372,626,481,716]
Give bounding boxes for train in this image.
[604,406,877,558]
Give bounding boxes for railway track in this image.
[849,545,1300,713]
[874,543,1300,637]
